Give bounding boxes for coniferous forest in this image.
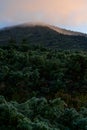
[0,44,87,129]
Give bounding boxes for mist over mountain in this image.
[0,23,87,50]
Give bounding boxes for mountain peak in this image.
[0,22,87,50]
[16,23,87,36]
[1,22,87,36]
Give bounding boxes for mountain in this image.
[0,23,87,50]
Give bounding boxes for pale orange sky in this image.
[0,0,87,33]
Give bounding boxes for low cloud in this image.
[0,0,87,28]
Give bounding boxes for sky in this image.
[0,0,87,33]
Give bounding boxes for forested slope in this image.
[0,45,87,129]
[1,95,87,130]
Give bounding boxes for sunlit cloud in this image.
[0,0,87,32]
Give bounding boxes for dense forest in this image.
[0,44,87,129]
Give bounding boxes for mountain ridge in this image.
[1,22,87,36]
[0,23,87,50]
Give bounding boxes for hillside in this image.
[0,45,87,129]
[0,24,87,129]
[0,23,87,50]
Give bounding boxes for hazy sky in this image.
[0,0,87,33]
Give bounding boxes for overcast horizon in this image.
[0,0,87,33]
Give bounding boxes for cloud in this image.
[0,0,87,27]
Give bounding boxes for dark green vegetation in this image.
[0,44,87,129]
[1,95,87,130]
[0,25,87,50]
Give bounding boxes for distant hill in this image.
[0,23,87,50]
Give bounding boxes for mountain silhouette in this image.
[0,23,87,50]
